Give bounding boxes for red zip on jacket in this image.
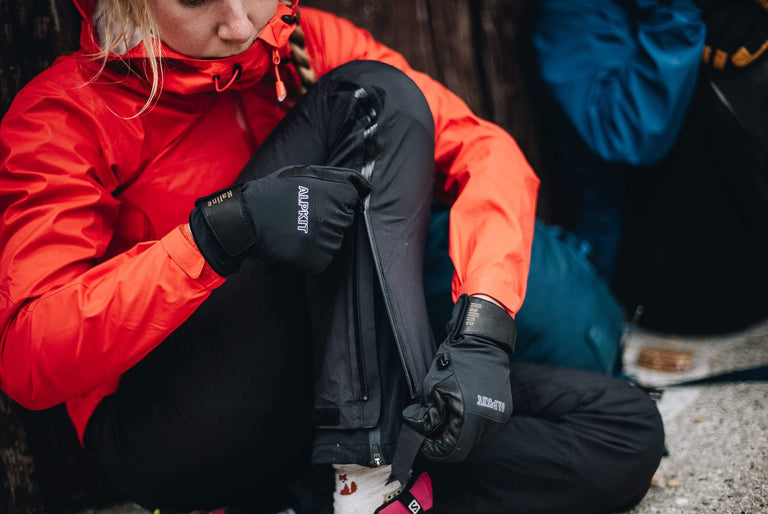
[0,0,539,443]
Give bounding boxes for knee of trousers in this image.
[318,60,435,138]
[310,60,436,208]
[587,382,667,511]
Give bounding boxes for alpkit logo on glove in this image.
[297,185,309,233]
[477,394,505,413]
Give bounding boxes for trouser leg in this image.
[85,61,435,509]
[85,263,319,511]
[425,363,664,514]
[239,60,436,465]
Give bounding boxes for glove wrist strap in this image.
[454,295,517,353]
[194,185,257,257]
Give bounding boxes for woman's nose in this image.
[217,0,255,44]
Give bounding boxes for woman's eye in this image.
[179,0,209,7]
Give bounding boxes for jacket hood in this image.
[73,0,298,96]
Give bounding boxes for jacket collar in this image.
[73,0,297,96]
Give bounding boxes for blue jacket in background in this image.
[534,0,705,166]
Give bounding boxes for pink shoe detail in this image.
[374,472,433,513]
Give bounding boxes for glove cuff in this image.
[188,184,256,276]
[452,294,517,353]
[194,185,257,256]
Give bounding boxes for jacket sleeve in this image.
[533,0,705,166]
[301,9,540,315]
[0,85,224,410]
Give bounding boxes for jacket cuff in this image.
[161,225,226,288]
[453,273,522,318]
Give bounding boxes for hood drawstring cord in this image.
[213,64,243,93]
[272,48,287,102]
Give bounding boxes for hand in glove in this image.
[402,294,516,463]
[189,165,370,276]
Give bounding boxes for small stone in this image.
[667,479,680,488]
[675,497,689,506]
[693,416,704,423]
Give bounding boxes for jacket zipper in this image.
[369,427,383,466]
[353,204,369,401]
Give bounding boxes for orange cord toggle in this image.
[273,48,287,102]
[212,64,242,92]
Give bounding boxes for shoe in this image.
[374,472,432,513]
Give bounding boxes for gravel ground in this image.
[624,320,768,514]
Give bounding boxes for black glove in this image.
[189,165,370,276]
[402,294,516,463]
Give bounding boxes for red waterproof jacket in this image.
[0,0,538,443]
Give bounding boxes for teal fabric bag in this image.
[424,205,624,376]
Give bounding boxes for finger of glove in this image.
[402,392,448,436]
[422,393,469,462]
[242,168,361,271]
[344,172,371,197]
[276,165,370,198]
[416,375,466,461]
[305,209,356,274]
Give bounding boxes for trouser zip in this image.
[353,204,369,401]
[354,83,418,401]
[361,199,417,400]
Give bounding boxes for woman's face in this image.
[146,0,280,58]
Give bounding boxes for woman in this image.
[0,1,663,512]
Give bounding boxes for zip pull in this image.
[212,64,242,93]
[272,48,287,102]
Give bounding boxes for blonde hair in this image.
[91,0,317,116]
[92,0,162,117]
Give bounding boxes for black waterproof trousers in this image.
[85,61,664,513]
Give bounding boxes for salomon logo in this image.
[477,395,505,413]
[408,499,422,513]
[297,185,309,233]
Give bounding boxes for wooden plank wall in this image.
[0,1,561,511]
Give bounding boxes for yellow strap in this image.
[731,39,768,67]
[713,49,729,70]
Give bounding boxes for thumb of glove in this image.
[344,171,372,197]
